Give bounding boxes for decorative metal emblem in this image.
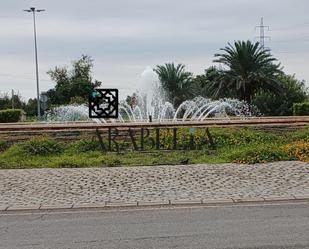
[89,89,118,118]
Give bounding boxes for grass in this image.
[0,126,308,169]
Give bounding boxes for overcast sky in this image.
[1,0,309,100]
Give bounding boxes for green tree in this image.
[0,93,12,110]
[154,63,193,107]
[69,96,87,105]
[0,92,25,110]
[23,98,38,116]
[125,95,132,107]
[193,66,237,98]
[252,74,308,116]
[47,55,102,105]
[209,40,283,104]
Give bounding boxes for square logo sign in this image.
[89,89,118,118]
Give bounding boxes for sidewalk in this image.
[0,161,308,211]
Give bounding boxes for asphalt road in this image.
[1,202,309,249]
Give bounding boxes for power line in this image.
[271,21,309,32]
[255,17,270,48]
[270,35,309,43]
[0,73,51,82]
[272,50,309,54]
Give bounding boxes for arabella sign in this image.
[95,127,215,153]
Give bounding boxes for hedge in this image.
[293,102,309,116]
[0,109,22,123]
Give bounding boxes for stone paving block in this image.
[0,161,308,210]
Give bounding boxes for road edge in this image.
[2,195,309,212]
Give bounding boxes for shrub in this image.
[253,74,308,116]
[212,128,279,147]
[285,128,309,142]
[0,109,22,123]
[68,139,101,153]
[293,102,309,115]
[15,137,64,156]
[69,96,87,105]
[52,158,84,168]
[228,144,294,164]
[283,141,309,162]
[0,140,8,152]
[102,154,122,167]
[106,158,121,167]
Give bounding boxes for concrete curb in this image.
[231,197,265,203]
[1,196,309,212]
[7,205,41,211]
[40,204,73,210]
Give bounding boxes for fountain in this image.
[45,104,89,122]
[45,67,253,122]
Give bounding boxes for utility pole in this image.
[23,7,45,120]
[255,17,270,49]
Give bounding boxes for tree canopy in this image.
[207,40,284,104]
[154,63,194,107]
[252,74,308,116]
[0,93,37,116]
[193,66,238,99]
[47,55,101,105]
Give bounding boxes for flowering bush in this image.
[282,141,309,162]
[211,128,279,147]
[228,144,294,164]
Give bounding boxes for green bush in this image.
[252,74,308,116]
[212,128,279,147]
[68,139,101,153]
[7,137,65,156]
[228,144,294,164]
[69,96,87,104]
[105,158,122,167]
[22,137,64,156]
[293,102,309,115]
[0,140,8,152]
[0,109,21,123]
[285,127,309,142]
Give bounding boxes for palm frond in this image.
[211,40,284,103]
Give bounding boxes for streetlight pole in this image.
[24,7,45,120]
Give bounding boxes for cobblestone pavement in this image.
[0,161,308,207]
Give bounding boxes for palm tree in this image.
[154,63,194,107]
[208,40,283,104]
